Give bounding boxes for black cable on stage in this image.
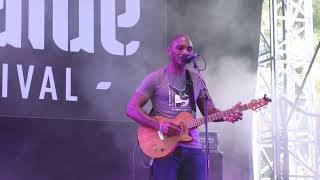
[132,141,153,180]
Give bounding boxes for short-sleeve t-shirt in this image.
[136,67,214,149]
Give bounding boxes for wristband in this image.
[159,122,164,132]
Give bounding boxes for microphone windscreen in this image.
[181,54,192,64]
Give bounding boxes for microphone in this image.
[181,53,200,64]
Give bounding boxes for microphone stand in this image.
[191,58,210,180]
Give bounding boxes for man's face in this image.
[168,36,193,65]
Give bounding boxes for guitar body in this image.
[138,112,194,159]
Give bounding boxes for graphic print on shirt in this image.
[168,84,190,111]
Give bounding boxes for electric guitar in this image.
[138,95,271,159]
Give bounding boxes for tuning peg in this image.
[262,94,272,102]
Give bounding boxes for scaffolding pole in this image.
[253,0,319,179]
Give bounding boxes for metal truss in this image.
[253,0,320,179]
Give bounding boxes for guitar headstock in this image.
[249,94,271,111]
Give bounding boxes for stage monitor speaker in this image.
[207,150,223,180]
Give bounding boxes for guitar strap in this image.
[149,69,196,117]
[185,69,196,117]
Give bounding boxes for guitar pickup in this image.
[158,130,165,141]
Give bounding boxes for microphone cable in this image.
[198,54,207,71]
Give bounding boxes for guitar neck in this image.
[186,103,250,129]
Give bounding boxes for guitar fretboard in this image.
[185,103,250,129]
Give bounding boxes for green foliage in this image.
[314,0,320,44]
[260,0,320,110]
[314,0,320,111]
[314,0,320,29]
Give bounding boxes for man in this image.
[126,34,242,180]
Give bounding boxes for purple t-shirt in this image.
[136,67,214,149]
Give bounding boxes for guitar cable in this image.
[132,141,154,180]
